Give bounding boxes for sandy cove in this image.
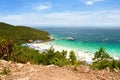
[27,42,94,63]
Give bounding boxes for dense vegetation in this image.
[92,47,120,70]
[1,39,120,69]
[0,39,78,66]
[0,22,50,44]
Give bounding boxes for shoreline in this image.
[27,42,94,63]
[27,41,120,63]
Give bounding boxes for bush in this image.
[92,47,120,70]
[40,47,70,66]
[92,59,109,70]
[0,39,13,61]
[1,67,10,75]
[69,51,77,65]
[12,45,41,64]
[92,47,111,61]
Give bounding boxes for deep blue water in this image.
[37,27,120,57]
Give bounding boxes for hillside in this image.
[0,22,50,44]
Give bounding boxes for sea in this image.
[36,27,120,58]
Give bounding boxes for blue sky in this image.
[0,0,120,27]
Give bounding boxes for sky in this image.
[0,0,120,27]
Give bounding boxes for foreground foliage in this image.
[0,40,78,66]
[40,47,70,66]
[92,47,120,70]
[1,38,120,69]
[0,39,13,61]
[1,67,10,75]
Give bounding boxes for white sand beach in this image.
[27,42,94,63]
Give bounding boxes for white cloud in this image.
[0,10,120,27]
[86,1,94,5]
[84,0,103,5]
[36,5,49,10]
[34,2,52,11]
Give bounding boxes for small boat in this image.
[65,37,75,41]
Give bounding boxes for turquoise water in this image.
[38,27,120,57]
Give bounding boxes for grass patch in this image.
[1,67,10,75]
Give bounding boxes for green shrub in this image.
[92,47,111,61]
[40,47,70,66]
[69,51,77,65]
[0,39,13,61]
[92,47,120,70]
[92,59,109,70]
[12,45,41,64]
[1,67,10,75]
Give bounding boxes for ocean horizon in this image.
[36,27,120,58]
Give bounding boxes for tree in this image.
[0,39,14,61]
[69,51,77,65]
[91,47,120,70]
[92,47,111,62]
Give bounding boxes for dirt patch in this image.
[0,60,120,80]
